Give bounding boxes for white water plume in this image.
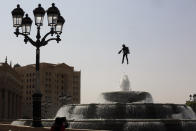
[120,75,131,91]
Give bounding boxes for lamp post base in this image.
[32,93,42,127]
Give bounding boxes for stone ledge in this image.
[0,124,110,131]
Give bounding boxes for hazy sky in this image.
[1,0,196,104]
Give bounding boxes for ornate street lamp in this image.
[21,14,33,35]
[33,4,45,26]
[11,3,65,127]
[55,15,65,34]
[11,4,24,27]
[47,3,60,27]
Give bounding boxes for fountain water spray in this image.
[120,75,131,91]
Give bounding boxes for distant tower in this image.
[10,61,12,67]
[5,56,7,64]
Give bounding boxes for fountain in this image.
[11,75,196,130]
[55,75,196,131]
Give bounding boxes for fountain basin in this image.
[56,103,195,120]
[11,119,196,131]
[99,91,153,103]
[11,90,196,131]
[69,119,196,131]
[65,119,196,131]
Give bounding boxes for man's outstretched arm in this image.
[118,49,122,54]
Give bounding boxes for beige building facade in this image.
[0,62,22,121]
[15,63,81,118]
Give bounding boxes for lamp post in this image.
[11,3,65,127]
[193,94,196,102]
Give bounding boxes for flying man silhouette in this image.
[118,44,130,64]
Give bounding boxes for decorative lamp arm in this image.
[14,29,36,46]
[41,28,55,44]
[41,36,61,47]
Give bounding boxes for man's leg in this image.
[122,54,125,64]
[126,54,128,64]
